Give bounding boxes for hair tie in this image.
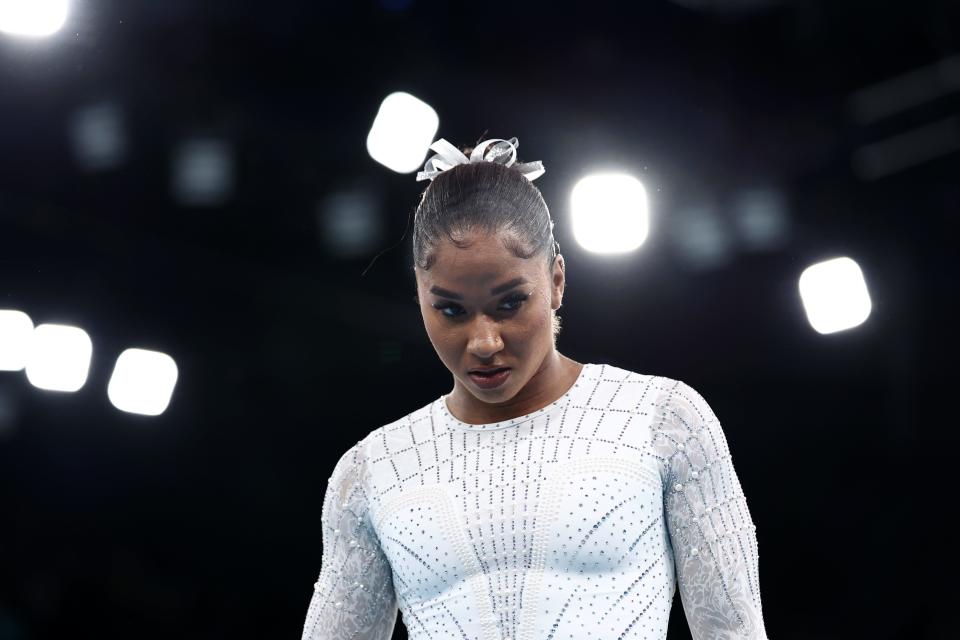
[415,136,545,182]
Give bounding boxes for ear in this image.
[550,254,565,310]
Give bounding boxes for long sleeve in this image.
[651,378,770,640]
[301,439,399,640]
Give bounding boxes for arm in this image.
[301,439,399,640]
[651,379,770,639]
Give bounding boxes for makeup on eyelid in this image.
[432,292,531,318]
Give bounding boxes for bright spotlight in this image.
[0,0,69,37]
[570,173,649,254]
[25,323,92,392]
[366,91,439,174]
[0,309,34,371]
[107,348,178,416]
[798,257,873,335]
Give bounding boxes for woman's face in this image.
[415,229,565,405]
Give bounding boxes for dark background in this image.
[1,1,957,638]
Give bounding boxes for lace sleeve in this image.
[301,439,399,640]
[651,378,770,639]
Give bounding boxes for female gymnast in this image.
[301,137,770,640]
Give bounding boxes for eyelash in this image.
[433,293,529,319]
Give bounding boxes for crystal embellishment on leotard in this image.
[300,363,769,640]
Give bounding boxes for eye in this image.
[433,302,465,318]
[432,293,528,319]
[500,293,528,312]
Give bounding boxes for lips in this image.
[469,367,510,375]
[467,367,511,389]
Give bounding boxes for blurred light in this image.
[570,173,649,254]
[732,188,789,251]
[848,54,960,125]
[107,348,178,416]
[318,189,383,258]
[0,309,33,371]
[68,102,127,171]
[366,91,439,173]
[172,138,234,206]
[0,0,69,37]
[25,323,92,392]
[852,116,960,180]
[798,257,872,335]
[669,204,733,270]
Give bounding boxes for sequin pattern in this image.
[301,363,769,639]
[301,441,399,639]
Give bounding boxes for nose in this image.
[467,314,504,359]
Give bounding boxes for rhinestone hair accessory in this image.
[415,136,545,182]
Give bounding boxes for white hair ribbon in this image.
[415,136,545,182]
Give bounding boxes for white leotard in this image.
[301,362,769,640]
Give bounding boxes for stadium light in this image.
[0,0,69,37]
[0,309,34,371]
[107,348,179,416]
[366,91,439,174]
[798,256,873,334]
[571,173,649,254]
[25,323,92,392]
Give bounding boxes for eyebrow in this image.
[430,277,527,300]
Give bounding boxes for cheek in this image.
[532,306,553,340]
[513,299,552,345]
[421,312,458,350]
[532,291,554,325]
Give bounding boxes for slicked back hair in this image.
[412,155,558,273]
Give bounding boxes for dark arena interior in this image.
[0,1,957,639]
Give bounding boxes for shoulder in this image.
[583,363,713,419]
[647,375,735,475]
[650,375,720,429]
[578,361,658,409]
[347,395,439,463]
[327,398,428,473]
[581,362,712,418]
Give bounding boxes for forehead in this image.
[417,231,540,291]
